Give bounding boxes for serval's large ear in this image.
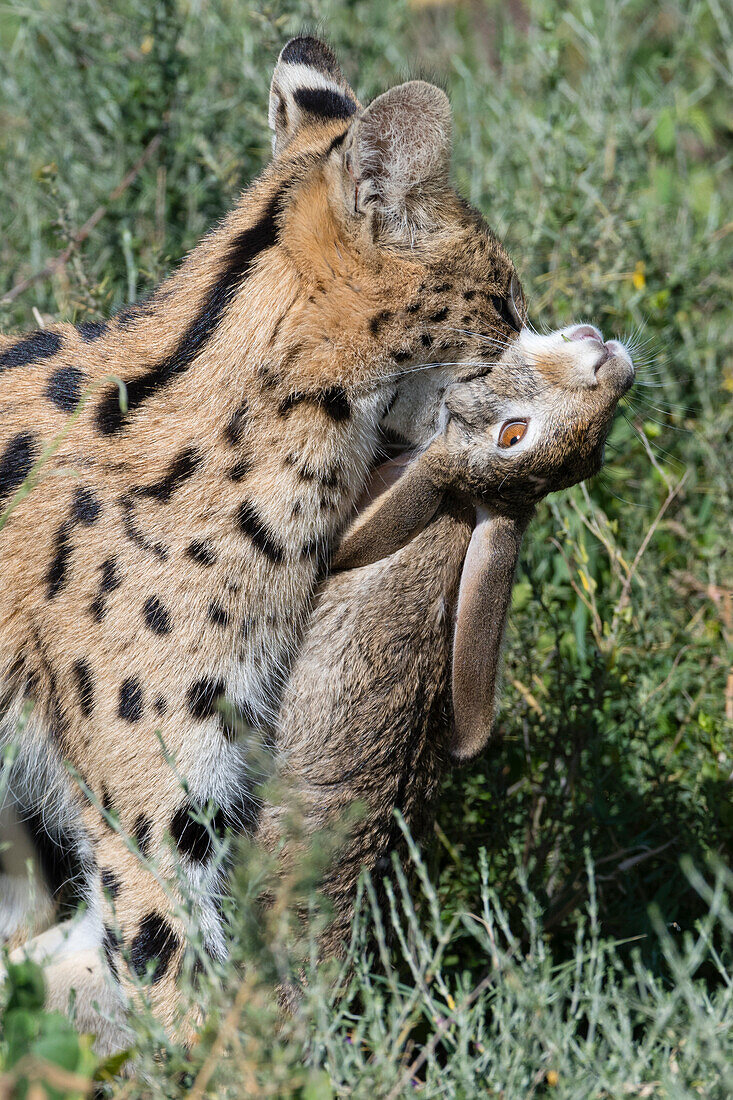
[344,80,452,239]
[269,36,359,157]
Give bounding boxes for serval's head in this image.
[266,36,526,448]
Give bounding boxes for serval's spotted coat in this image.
[0,36,525,1045]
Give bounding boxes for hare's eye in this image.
[498,419,528,448]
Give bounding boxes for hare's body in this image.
[260,499,472,956]
[261,323,635,957]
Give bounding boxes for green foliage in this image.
[0,958,98,1098]
[52,828,733,1099]
[1,0,731,1095]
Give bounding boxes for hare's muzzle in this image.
[567,326,635,396]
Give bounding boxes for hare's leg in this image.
[42,950,130,1056]
[8,906,102,967]
[0,799,55,946]
[6,910,130,1055]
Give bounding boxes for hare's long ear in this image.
[269,37,359,157]
[332,460,444,572]
[450,509,531,761]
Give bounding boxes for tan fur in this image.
[0,36,526,1045]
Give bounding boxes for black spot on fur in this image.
[463,289,477,301]
[134,447,201,503]
[116,305,139,326]
[228,456,253,482]
[120,495,168,560]
[428,307,449,323]
[278,391,305,418]
[72,658,95,717]
[170,801,227,864]
[369,310,392,336]
[134,814,152,857]
[223,402,249,447]
[257,362,281,389]
[46,521,73,599]
[278,387,350,422]
[100,785,119,828]
[208,601,229,627]
[421,332,434,348]
[433,282,453,293]
[187,677,225,720]
[77,320,108,341]
[118,677,144,722]
[154,694,167,715]
[72,487,102,525]
[0,432,39,509]
[89,596,105,621]
[391,348,412,364]
[143,595,172,635]
[90,557,120,621]
[405,301,422,314]
[102,926,121,980]
[101,869,121,899]
[237,502,286,563]
[186,539,217,567]
[318,386,350,421]
[129,912,179,983]
[95,186,288,433]
[46,366,86,412]
[100,558,120,593]
[318,466,341,490]
[0,330,62,372]
[293,86,356,120]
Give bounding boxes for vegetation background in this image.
[0,0,731,1095]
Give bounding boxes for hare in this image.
[258,323,634,959]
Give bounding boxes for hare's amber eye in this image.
[498,419,528,448]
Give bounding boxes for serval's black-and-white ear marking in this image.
[269,36,359,156]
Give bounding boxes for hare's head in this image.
[436,322,634,509]
[334,325,634,762]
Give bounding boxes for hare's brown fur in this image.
[260,323,634,960]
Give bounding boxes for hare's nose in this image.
[568,324,603,343]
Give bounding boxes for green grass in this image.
[1,0,732,1095]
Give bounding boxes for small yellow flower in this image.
[546,1069,559,1087]
[632,261,646,290]
[140,35,154,55]
[446,993,456,1011]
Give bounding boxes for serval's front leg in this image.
[81,791,230,1046]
